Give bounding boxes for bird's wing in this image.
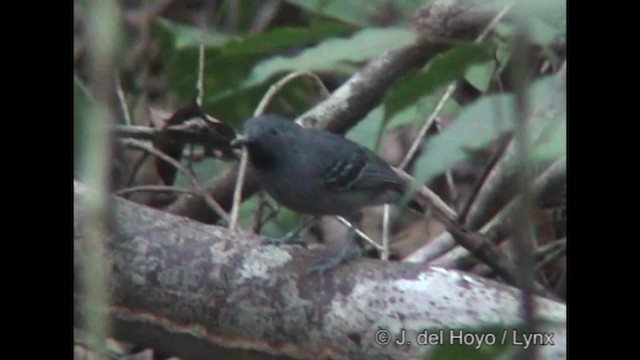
[323,144,404,193]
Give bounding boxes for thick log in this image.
[74,181,566,360]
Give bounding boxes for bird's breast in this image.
[254,165,320,214]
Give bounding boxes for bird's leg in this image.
[263,215,318,247]
[308,213,362,275]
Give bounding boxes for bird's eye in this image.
[270,128,278,135]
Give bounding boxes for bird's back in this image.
[243,115,406,216]
[266,127,405,215]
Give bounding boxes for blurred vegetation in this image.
[74,0,565,242]
[74,0,565,253]
[74,1,566,356]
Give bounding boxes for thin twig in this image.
[511,21,538,360]
[196,42,205,106]
[478,2,517,40]
[336,216,384,252]
[125,152,150,188]
[458,135,511,224]
[255,71,330,116]
[229,149,248,231]
[250,0,281,33]
[444,171,458,204]
[381,204,390,260]
[121,138,230,224]
[534,238,566,259]
[115,73,132,126]
[112,122,224,144]
[82,0,120,352]
[186,142,196,172]
[253,195,280,233]
[448,226,556,300]
[115,185,198,196]
[436,121,458,206]
[398,86,454,170]
[182,146,207,161]
[229,115,248,230]
[535,238,566,271]
[114,72,141,192]
[74,73,96,104]
[393,167,457,223]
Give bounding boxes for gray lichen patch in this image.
[236,246,293,283]
[321,267,566,358]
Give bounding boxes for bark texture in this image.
[74,181,566,360]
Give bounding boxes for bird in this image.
[231,114,412,273]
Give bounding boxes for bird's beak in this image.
[230,134,251,148]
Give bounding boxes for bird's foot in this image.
[262,216,318,248]
[307,246,361,276]
[262,232,307,247]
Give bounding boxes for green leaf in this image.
[160,20,354,94]
[74,79,94,171]
[465,60,497,92]
[384,44,491,121]
[155,18,231,49]
[495,19,564,47]
[531,116,566,162]
[493,0,566,48]
[197,27,416,124]
[386,89,461,129]
[284,0,432,27]
[243,27,418,89]
[154,18,354,126]
[494,40,512,75]
[519,0,567,25]
[219,23,356,56]
[413,93,516,184]
[529,18,564,46]
[528,75,566,121]
[346,106,385,150]
[385,103,421,129]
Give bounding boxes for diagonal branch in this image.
[406,155,566,266]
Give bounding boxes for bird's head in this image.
[231,114,300,168]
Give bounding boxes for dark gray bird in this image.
[231,114,411,272]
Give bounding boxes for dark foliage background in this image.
[73,0,566,359]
